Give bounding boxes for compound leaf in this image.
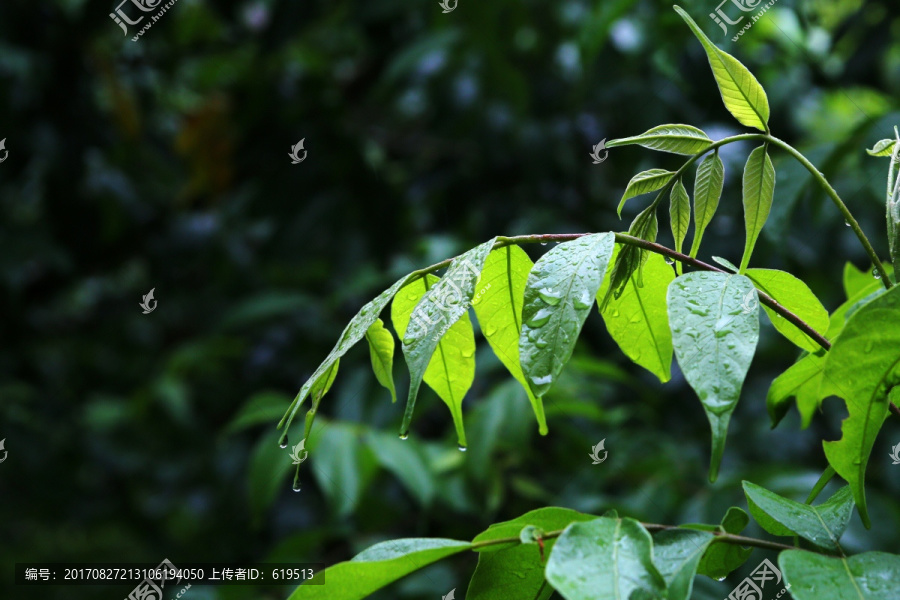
[607,124,712,155]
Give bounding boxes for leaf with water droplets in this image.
[683,507,753,580]
[743,481,854,551]
[391,273,477,447]
[866,138,898,157]
[821,285,900,528]
[746,268,829,352]
[604,204,659,302]
[519,233,616,398]
[690,152,725,259]
[667,272,759,481]
[472,246,548,434]
[597,248,674,382]
[545,517,666,600]
[617,169,676,217]
[739,144,776,272]
[670,179,691,271]
[780,550,900,600]
[303,359,340,442]
[651,529,715,600]
[310,422,378,518]
[606,124,713,155]
[365,319,397,403]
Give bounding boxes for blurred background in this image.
[1,0,899,598]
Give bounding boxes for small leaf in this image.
[684,507,753,579]
[866,138,898,157]
[766,349,827,429]
[288,538,471,600]
[843,262,876,300]
[519,233,616,397]
[604,204,660,302]
[742,481,855,550]
[652,529,716,600]
[545,517,666,600]
[365,319,397,403]
[821,285,900,527]
[739,144,776,272]
[473,507,595,553]
[225,391,291,435]
[597,248,675,382]
[690,152,725,259]
[607,124,712,155]
[668,272,760,481]
[780,550,900,600]
[670,178,691,266]
[617,169,676,217]
[746,268,829,352]
[302,359,340,442]
[674,6,770,131]
[310,422,378,517]
[712,256,739,272]
[472,246,548,434]
[365,430,435,507]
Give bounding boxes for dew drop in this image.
[526,308,553,328]
[573,292,593,310]
[534,338,549,349]
[873,269,881,279]
[537,288,562,305]
[399,432,409,440]
[844,220,851,227]
[279,436,289,449]
[461,348,475,358]
[457,444,468,452]
[540,242,548,246]
[665,256,675,265]
[292,482,302,492]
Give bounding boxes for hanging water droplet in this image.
[844,220,851,227]
[873,269,881,279]
[664,256,675,265]
[292,482,302,492]
[457,444,468,452]
[540,242,548,246]
[399,432,409,440]
[279,435,289,449]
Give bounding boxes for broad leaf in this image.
[674,6,770,131]
[472,246,548,434]
[604,204,659,301]
[288,538,471,600]
[766,349,827,428]
[617,169,676,216]
[742,481,854,551]
[597,249,674,382]
[668,272,759,481]
[843,262,877,300]
[365,318,397,403]
[391,274,476,447]
[280,275,410,431]
[746,268,829,351]
[545,517,666,600]
[469,508,595,600]
[739,145,776,272]
[690,152,725,259]
[780,550,900,600]
[866,138,898,157]
[684,507,753,579]
[670,178,691,264]
[821,285,900,527]
[365,430,435,507]
[652,529,715,600]
[520,233,616,397]
[607,124,712,155]
[397,238,495,441]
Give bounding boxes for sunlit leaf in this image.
[670,178,691,265]
[739,145,776,272]
[866,138,898,157]
[607,124,712,155]
[617,169,676,217]
[746,268,829,351]
[690,152,725,259]
[365,318,397,403]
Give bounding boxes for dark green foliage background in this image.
[1,0,899,598]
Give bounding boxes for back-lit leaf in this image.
[607,124,712,155]
[617,169,676,216]
[746,269,829,351]
[739,145,776,272]
[365,318,397,403]
[866,138,898,157]
[670,178,691,265]
[690,152,725,259]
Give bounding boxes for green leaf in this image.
[690,152,725,259]
[780,550,900,600]
[843,262,876,300]
[673,6,770,131]
[821,285,900,528]
[310,422,377,517]
[670,178,691,266]
[280,275,410,432]
[742,481,855,550]
[225,391,291,435]
[766,349,827,428]
[597,249,674,382]
[519,233,616,397]
[472,246,548,434]
[739,145,776,272]
[545,517,666,600]
[391,274,476,447]
[303,359,340,443]
[287,538,472,600]
[866,138,898,157]
[469,508,595,600]
[651,529,715,600]
[617,169,676,217]
[604,204,660,302]
[248,430,293,526]
[746,268,829,351]
[607,124,712,155]
[667,272,760,481]
[364,430,435,507]
[396,239,496,441]
[684,507,753,579]
[365,318,397,403]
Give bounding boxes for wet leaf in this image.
[690,152,725,259]
[670,178,691,263]
[739,145,776,272]
[617,169,676,216]
[607,124,712,155]
[746,268,829,352]
[365,318,397,403]
[780,550,900,599]
[652,529,715,600]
